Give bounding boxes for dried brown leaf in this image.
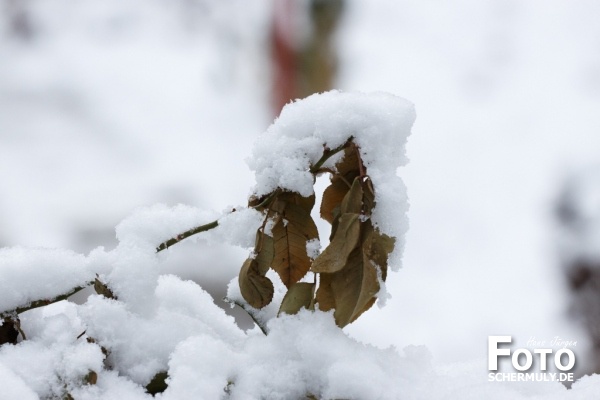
[315,246,380,328]
[271,203,319,288]
[315,272,335,313]
[311,213,361,273]
[272,192,316,214]
[239,258,274,309]
[362,223,395,281]
[334,145,360,176]
[254,229,274,275]
[320,177,348,224]
[361,178,376,216]
[278,282,316,316]
[94,277,115,299]
[341,177,364,214]
[84,371,98,385]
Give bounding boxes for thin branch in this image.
[156,219,219,253]
[156,190,281,253]
[228,299,268,335]
[13,318,26,341]
[1,282,94,318]
[354,142,366,178]
[309,137,353,174]
[1,177,284,320]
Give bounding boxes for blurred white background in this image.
[2,0,600,373]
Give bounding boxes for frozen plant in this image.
[0,91,416,399]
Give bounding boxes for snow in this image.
[306,238,321,260]
[336,0,600,371]
[0,90,422,398]
[2,0,600,398]
[0,87,597,398]
[115,204,218,249]
[0,247,92,314]
[0,362,38,400]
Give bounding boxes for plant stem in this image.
[1,282,93,318]
[156,190,281,253]
[156,219,219,253]
[2,185,283,319]
[227,298,268,335]
[309,137,353,174]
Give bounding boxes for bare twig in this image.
[1,282,93,318]
[156,190,281,253]
[309,137,353,174]
[155,219,219,253]
[226,298,268,335]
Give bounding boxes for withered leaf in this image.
[362,223,395,281]
[271,203,319,288]
[94,277,115,299]
[341,178,364,215]
[320,169,360,223]
[239,258,274,309]
[361,178,376,216]
[84,370,98,385]
[247,193,269,210]
[311,213,361,273]
[272,192,316,214]
[315,246,381,328]
[334,145,360,177]
[278,282,316,316]
[329,205,342,241]
[254,229,274,275]
[320,177,348,224]
[314,273,335,313]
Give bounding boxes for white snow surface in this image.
[0,247,92,313]
[0,91,422,398]
[1,90,599,398]
[3,0,600,398]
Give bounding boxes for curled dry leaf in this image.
[334,145,361,177]
[94,276,116,299]
[314,170,395,327]
[254,229,274,276]
[238,223,275,309]
[320,177,348,224]
[320,171,358,223]
[311,213,361,273]
[340,178,363,215]
[316,219,395,327]
[272,192,316,214]
[320,145,360,225]
[278,282,316,316]
[239,258,274,309]
[362,223,395,281]
[315,244,380,327]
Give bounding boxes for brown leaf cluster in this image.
[238,142,395,328]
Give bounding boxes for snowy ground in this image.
[2,0,600,397]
